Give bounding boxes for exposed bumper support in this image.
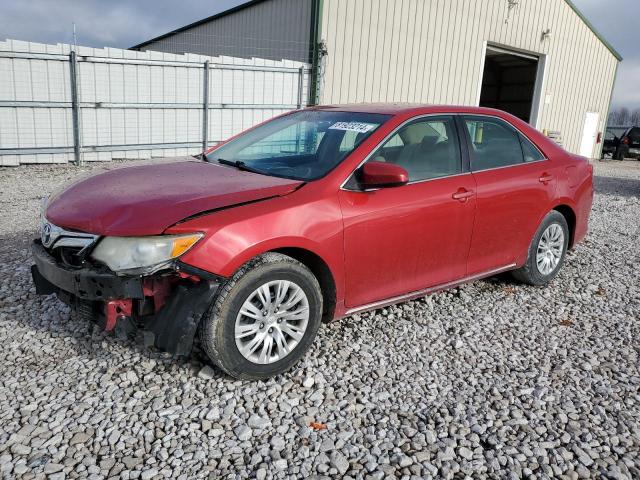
[31,239,221,356]
[142,281,219,357]
[31,241,144,300]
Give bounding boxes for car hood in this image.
[45,160,303,236]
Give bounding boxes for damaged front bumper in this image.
[31,240,220,356]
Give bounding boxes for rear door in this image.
[627,127,640,156]
[602,128,618,155]
[462,115,558,275]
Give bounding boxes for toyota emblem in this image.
[41,222,53,247]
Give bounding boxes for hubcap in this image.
[235,280,309,365]
[536,224,565,275]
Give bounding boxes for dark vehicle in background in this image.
[603,126,640,160]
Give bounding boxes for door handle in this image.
[539,174,554,184]
[452,188,474,202]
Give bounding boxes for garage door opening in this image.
[479,46,544,125]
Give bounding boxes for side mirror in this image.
[360,161,409,189]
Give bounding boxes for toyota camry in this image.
[31,104,594,379]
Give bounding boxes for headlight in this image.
[91,234,203,274]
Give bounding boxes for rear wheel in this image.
[614,147,626,160]
[200,253,323,380]
[512,211,569,286]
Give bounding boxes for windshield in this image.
[206,110,390,180]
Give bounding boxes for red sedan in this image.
[31,104,593,379]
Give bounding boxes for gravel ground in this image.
[0,159,639,479]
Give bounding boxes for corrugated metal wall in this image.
[0,40,310,166]
[136,0,314,64]
[319,0,619,156]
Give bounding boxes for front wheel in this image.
[200,253,323,380]
[512,211,569,286]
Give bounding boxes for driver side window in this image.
[366,116,462,182]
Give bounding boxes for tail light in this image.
[622,136,630,145]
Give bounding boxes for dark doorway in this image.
[479,47,539,123]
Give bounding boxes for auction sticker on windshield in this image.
[328,122,376,133]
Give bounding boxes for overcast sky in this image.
[0,0,637,109]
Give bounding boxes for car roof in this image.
[309,103,569,158]
[311,103,517,117]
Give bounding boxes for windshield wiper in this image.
[216,158,268,176]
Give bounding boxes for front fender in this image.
[166,193,345,307]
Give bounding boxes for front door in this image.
[339,115,476,308]
[626,127,640,157]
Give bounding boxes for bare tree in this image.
[608,107,624,126]
[608,107,640,127]
[619,107,630,126]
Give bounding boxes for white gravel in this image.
[1,159,639,479]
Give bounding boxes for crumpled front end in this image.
[30,232,220,357]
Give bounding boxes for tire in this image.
[512,211,569,286]
[614,147,626,161]
[200,253,323,380]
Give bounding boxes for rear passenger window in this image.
[367,116,462,182]
[519,134,545,162]
[464,117,524,171]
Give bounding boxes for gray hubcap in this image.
[536,223,565,275]
[235,280,309,365]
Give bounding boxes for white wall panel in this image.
[320,0,619,156]
[0,40,310,165]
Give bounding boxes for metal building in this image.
[132,0,316,64]
[133,0,621,158]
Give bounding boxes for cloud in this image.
[0,0,244,48]
[611,64,640,109]
[572,0,639,109]
[1,0,636,108]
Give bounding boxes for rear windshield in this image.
[606,127,627,140]
[206,110,390,181]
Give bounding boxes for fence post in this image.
[69,50,82,165]
[202,61,210,153]
[297,66,305,109]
